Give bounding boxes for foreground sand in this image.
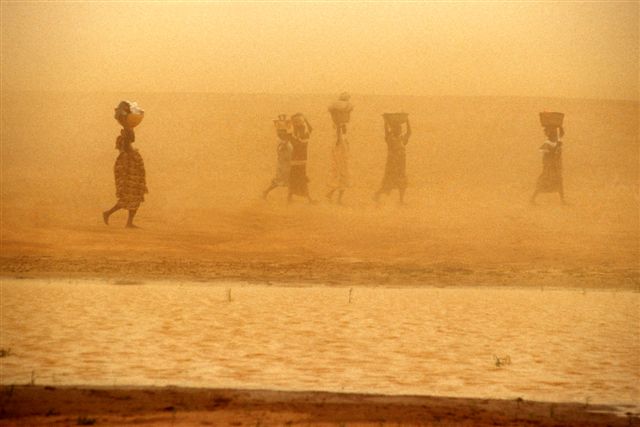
[1,200,638,290]
[0,385,635,426]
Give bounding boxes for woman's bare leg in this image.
[559,185,566,204]
[530,189,540,205]
[103,203,122,225]
[398,188,406,205]
[125,209,139,228]
[326,188,336,201]
[263,183,278,199]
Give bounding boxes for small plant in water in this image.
[76,416,96,425]
[494,355,511,367]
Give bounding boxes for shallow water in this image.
[1,279,638,410]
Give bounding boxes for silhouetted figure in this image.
[531,126,565,204]
[103,102,148,228]
[374,118,412,204]
[263,128,293,199]
[288,113,316,204]
[326,125,349,204]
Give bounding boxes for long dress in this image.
[114,132,148,210]
[271,138,293,187]
[289,133,310,197]
[379,133,408,193]
[535,140,563,193]
[328,130,350,191]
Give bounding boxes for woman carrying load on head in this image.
[531,125,565,205]
[263,115,293,199]
[288,113,316,204]
[103,101,148,228]
[326,124,350,204]
[374,115,412,205]
[326,92,352,205]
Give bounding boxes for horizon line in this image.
[1,89,637,103]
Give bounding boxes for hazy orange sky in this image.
[1,1,638,99]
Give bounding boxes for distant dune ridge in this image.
[0,92,638,287]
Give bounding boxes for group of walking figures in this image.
[262,93,413,205]
[102,95,565,228]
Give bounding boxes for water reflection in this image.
[1,279,638,409]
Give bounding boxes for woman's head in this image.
[114,101,131,128]
[291,113,307,134]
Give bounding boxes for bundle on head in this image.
[114,100,145,128]
[273,114,292,135]
[328,92,353,125]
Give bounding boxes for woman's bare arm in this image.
[404,119,412,144]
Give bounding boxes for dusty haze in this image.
[1,91,638,288]
[1,2,638,99]
[0,2,638,285]
[1,3,639,425]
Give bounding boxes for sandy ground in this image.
[1,92,638,289]
[0,385,636,426]
[1,200,638,289]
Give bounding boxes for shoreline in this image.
[0,385,636,426]
[2,255,638,291]
[2,272,640,294]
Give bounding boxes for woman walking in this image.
[103,101,148,228]
[263,117,293,199]
[531,125,565,204]
[326,124,349,204]
[374,116,411,204]
[288,113,316,204]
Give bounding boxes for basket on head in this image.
[273,118,292,132]
[383,112,408,126]
[539,112,564,128]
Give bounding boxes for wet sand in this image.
[1,385,635,426]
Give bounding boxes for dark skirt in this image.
[379,149,407,192]
[536,154,563,193]
[289,164,309,196]
[114,149,148,209]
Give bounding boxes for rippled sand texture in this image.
[1,280,638,409]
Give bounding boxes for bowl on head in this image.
[125,112,144,128]
[115,100,145,128]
